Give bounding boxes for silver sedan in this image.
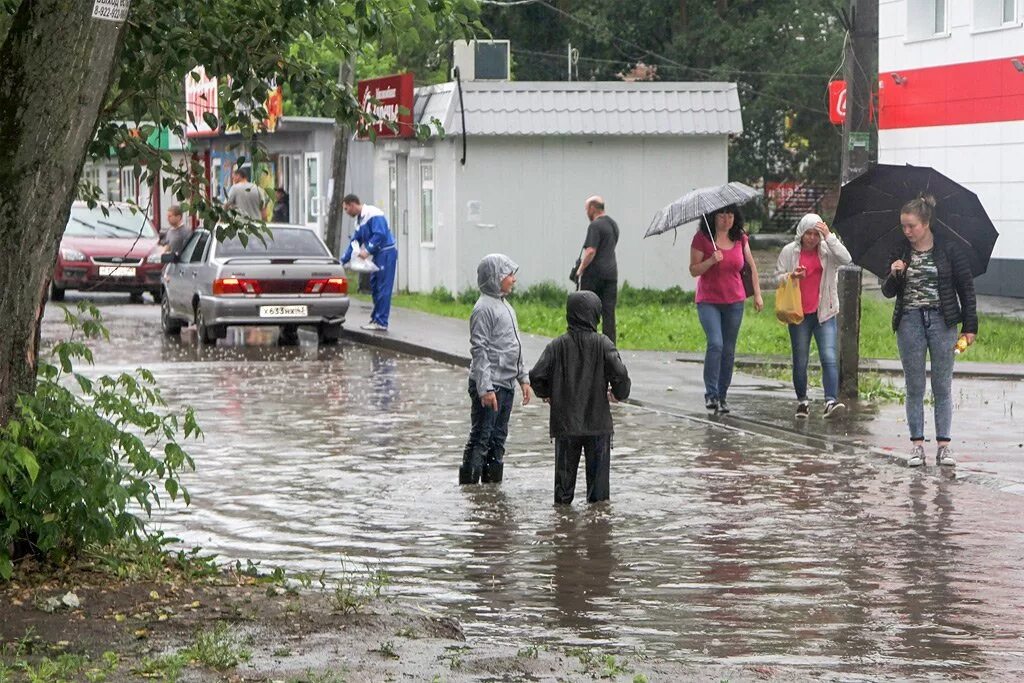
[160,224,350,345]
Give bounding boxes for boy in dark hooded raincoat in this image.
[460,254,532,485]
[530,291,631,504]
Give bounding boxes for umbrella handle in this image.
[703,215,718,251]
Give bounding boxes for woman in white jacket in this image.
[774,213,852,418]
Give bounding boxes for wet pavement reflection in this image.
[42,299,1024,677]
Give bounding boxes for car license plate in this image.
[98,265,136,278]
[259,305,307,318]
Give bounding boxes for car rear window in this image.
[65,206,156,239]
[216,228,330,258]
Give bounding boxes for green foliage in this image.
[481,0,844,186]
[0,631,120,683]
[81,0,480,245]
[0,303,200,579]
[386,287,1024,362]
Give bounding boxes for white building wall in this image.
[446,135,729,294]
[880,0,1024,71]
[880,0,1024,293]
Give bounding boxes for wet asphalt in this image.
[39,294,1024,678]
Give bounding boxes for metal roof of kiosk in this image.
[413,81,743,137]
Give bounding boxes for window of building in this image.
[420,163,434,244]
[388,161,399,234]
[907,0,947,40]
[105,168,122,202]
[974,0,1018,29]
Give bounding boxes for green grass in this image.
[382,282,1024,364]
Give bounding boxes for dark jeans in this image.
[460,380,514,484]
[788,314,838,402]
[580,275,617,343]
[696,301,745,401]
[554,434,611,505]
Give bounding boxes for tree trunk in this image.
[678,0,688,30]
[324,58,355,257]
[0,1,129,426]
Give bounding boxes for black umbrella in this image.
[833,164,999,278]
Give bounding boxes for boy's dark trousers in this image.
[554,434,611,504]
[460,380,514,484]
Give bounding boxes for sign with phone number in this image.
[92,0,130,22]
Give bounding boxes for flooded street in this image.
[42,298,1024,678]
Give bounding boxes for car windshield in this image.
[216,227,330,258]
[65,206,157,239]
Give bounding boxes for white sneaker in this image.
[936,445,956,467]
[908,444,925,467]
[823,400,845,418]
[360,322,387,331]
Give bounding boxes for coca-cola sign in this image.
[357,73,415,139]
[829,80,847,125]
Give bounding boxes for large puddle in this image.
[42,301,1024,677]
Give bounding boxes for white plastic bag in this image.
[346,240,379,273]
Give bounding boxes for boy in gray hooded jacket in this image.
[460,254,532,485]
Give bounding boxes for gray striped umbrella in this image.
[645,182,759,238]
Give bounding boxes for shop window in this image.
[420,164,434,244]
[105,168,122,202]
[974,0,1017,28]
[907,0,947,39]
[388,162,399,234]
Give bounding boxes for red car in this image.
[51,202,165,303]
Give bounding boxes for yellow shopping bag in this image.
[775,276,804,325]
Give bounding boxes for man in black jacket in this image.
[530,291,631,504]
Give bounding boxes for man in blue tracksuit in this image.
[341,194,397,331]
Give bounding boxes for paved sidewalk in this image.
[343,301,1024,492]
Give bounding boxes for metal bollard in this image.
[837,265,863,399]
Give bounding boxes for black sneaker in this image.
[717,400,730,415]
[795,401,810,419]
[705,397,718,413]
[823,400,845,418]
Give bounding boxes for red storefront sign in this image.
[879,56,1024,129]
[829,80,847,125]
[357,73,415,139]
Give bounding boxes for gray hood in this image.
[477,254,519,298]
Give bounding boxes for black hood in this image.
[566,291,601,332]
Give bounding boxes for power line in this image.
[511,47,834,81]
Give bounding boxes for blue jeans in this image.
[370,247,397,327]
[697,302,745,401]
[461,380,515,484]
[896,308,957,442]
[788,314,838,402]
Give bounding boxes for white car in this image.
[160,224,350,345]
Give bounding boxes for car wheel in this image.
[161,294,183,336]
[151,289,163,304]
[50,282,65,302]
[279,325,300,346]
[318,322,342,345]
[129,292,144,304]
[195,306,221,346]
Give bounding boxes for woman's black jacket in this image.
[880,237,978,334]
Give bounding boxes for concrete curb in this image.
[339,328,470,369]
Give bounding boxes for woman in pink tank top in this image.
[689,204,763,414]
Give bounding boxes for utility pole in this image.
[325,58,355,257]
[837,0,878,399]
